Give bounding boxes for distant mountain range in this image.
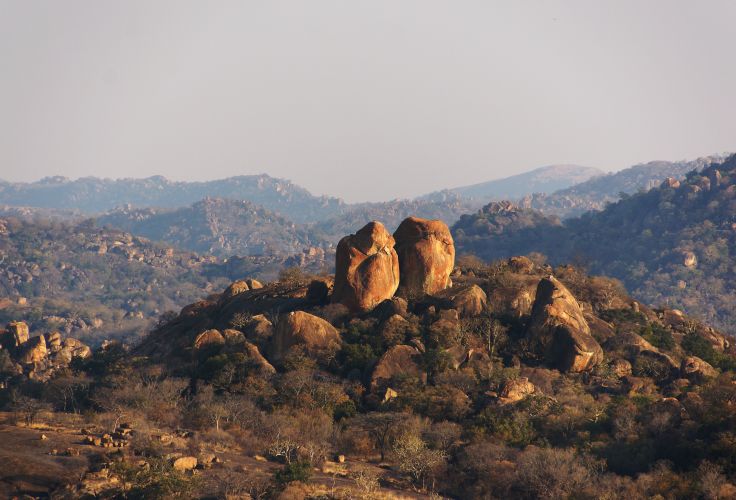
[424,164,604,202]
[1,154,729,263]
[0,174,346,224]
[521,155,729,218]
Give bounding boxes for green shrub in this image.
[274,460,312,484]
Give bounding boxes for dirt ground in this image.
[0,412,432,499]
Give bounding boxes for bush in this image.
[274,461,312,484]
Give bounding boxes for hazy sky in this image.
[1,1,734,202]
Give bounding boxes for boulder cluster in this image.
[332,217,455,313]
[0,321,91,382]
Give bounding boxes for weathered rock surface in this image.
[394,217,455,296]
[526,276,603,372]
[681,356,718,381]
[172,456,198,471]
[243,314,274,346]
[193,329,226,350]
[508,256,535,274]
[370,344,425,390]
[222,280,250,301]
[7,321,29,347]
[499,377,535,403]
[436,284,487,317]
[18,335,47,364]
[269,311,341,363]
[332,221,400,312]
[244,341,276,375]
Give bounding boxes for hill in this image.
[453,154,736,331]
[2,226,735,497]
[423,164,604,203]
[0,216,236,345]
[521,155,728,218]
[0,174,345,224]
[98,198,330,258]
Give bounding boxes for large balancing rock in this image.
[526,276,603,372]
[332,221,400,312]
[393,217,455,296]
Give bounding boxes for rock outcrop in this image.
[526,276,603,372]
[269,311,341,363]
[393,217,455,296]
[332,221,400,312]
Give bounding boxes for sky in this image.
[0,1,734,203]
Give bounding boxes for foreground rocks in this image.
[393,217,455,296]
[332,221,400,312]
[0,321,91,381]
[526,277,603,372]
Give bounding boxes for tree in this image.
[392,431,446,489]
[354,412,406,462]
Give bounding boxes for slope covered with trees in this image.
[453,154,736,331]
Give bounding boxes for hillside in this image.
[98,198,330,258]
[0,174,346,224]
[0,216,235,345]
[522,155,728,218]
[2,221,735,497]
[453,154,736,331]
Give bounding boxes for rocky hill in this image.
[3,215,735,498]
[0,216,235,345]
[0,174,346,224]
[453,154,736,332]
[98,198,330,258]
[521,155,728,218]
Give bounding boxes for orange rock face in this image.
[332,221,400,312]
[393,217,455,296]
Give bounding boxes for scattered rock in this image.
[394,217,455,296]
[332,221,400,312]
